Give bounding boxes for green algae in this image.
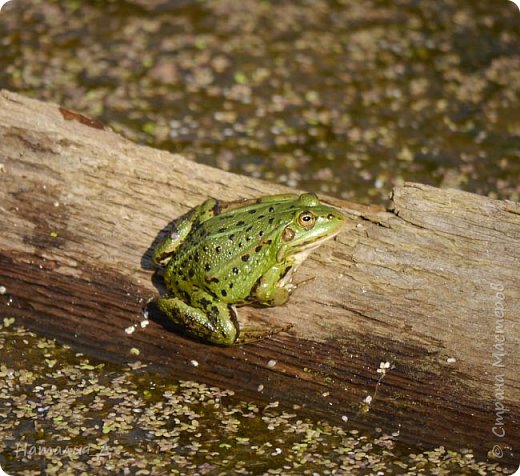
[0,0,518,204]
[0,324,516,475]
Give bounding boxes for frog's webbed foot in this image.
[235,323,293,345]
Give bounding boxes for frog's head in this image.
[276,193,346,262]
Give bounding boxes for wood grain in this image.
[0,90,518,464]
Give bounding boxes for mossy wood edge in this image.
[0,90,518,464]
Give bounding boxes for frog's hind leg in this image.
[155,295,238,346]
[152,198,219,266]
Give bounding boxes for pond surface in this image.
[0,1,519,473]
[0,325,516,475]
[1,0,519,203]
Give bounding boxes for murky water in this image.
[1,1,519,473]
[1,0,519,203]
[1,325,515,475]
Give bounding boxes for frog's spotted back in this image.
[152,193,346,345]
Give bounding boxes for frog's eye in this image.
[298,211,315,229]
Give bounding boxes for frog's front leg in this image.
[155,291,238,345]
[152,198,218,266]
[252,264,296,306]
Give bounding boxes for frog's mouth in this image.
[277,225,344,263]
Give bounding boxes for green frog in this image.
[152,193,346,345]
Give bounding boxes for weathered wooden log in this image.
[0,90,518,464]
